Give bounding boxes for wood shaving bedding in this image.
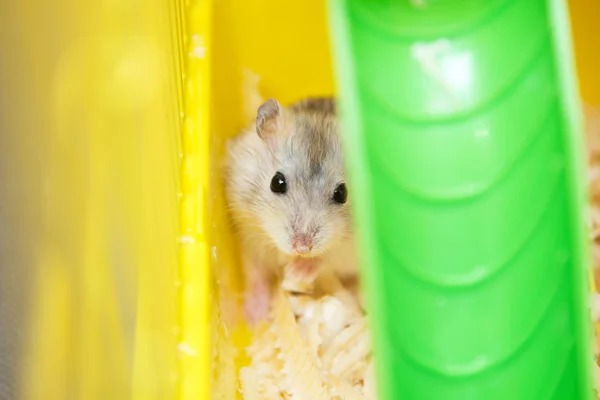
[239,271,373,400]
[587,104,600,278]
[585,103,600,398]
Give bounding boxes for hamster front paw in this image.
[244,279,272,326]
[282,257,320,293]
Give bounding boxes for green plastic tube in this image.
[328,0,593,398]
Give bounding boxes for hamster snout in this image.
[289,215,321,254]
[290,232,313,254]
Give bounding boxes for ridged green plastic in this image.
[328,0,593,398]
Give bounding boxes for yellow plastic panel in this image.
[570,0,600,106]
[0,0,186,399]
[179,0,213,399]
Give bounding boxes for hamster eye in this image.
[332,183,347,204]
[270,171,287,194]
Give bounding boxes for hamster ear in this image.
[256,98,283,140]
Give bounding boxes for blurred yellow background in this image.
[570,0,600,106]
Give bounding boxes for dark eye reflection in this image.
[332,183,347,204]
[270,171,287,194]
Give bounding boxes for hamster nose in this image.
[291,233,313,254]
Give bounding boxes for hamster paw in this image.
[244,283,271,326]
[288,257,320,283]
[282,258,321,293]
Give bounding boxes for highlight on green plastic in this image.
[328,0,594,398]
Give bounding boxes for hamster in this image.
[224,97,357,324]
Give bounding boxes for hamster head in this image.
[234,98,351,257]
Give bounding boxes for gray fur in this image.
[290,97,336,115]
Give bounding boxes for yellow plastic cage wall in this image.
[0,1,597,400]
